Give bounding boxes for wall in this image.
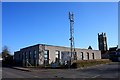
[14,51,20,62]
[44,45,101,64]
[76,49,101,60]
[14,44,101,66]
[14,44,39,66]
[45,45,70,64]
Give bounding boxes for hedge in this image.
[71,59,111,68]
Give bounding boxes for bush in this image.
[71,59,111,68]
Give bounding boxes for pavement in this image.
[2,62,30,72]
[2,62,120,79]
[11,62,113,72]
[11,67,30,72]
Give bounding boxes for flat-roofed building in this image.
[14,44,101,67]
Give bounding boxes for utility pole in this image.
[69,12,76,68]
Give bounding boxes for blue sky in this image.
[2,2,118,54]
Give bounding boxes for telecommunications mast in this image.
[69,12,76,67]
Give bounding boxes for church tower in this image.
[98,32,108,51]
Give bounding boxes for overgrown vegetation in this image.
[71,59,111,68]
[26,59,111,69]
[2,46,14,66]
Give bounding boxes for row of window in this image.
[55,51,95,60]
[17,50,37,61]
[19,50,49,61]
[44,50,60,60]
[44,50,95,60]
[80,52,95,60]
[18,50,95,61]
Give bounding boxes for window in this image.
[28,51,31,62]
[73,52,77,60]
[22,52,25,60]
[44,50,49,65]
[34,50,36,58]
[55,50,60,62]
[87,52,89,60]
[80,52,84,60]
[33,50,37,66]
[21,52,23,60]
[18,53,20,60]
[44,50,49,60]
[28,51,30,59]
[25,52,27,60]
[92,53,94,59]
[44,50,48,59]
[55,50,60,58]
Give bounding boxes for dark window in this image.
[74,52,77,60]
[55,50,60,63]
[81,52,84,60]
[25,52,27,60]
[92,53,94,59]
[34,50,36,58]
[87,52,89,60]
[21,52,23,60]
[33,50,37,66]
[28,51,31,63]
[24,52,27,66]
[18,53,20,60]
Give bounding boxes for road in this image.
[2,62,120,79]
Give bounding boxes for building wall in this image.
[44,45,70,64]
[14,51,21,62]
[14,44,40,66]
[76,49,101,60]
[14,44,101,66]
[44,45,101,64]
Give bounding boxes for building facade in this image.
[14,44,101,67]
[98,32,108,51]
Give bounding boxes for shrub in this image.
[71,59,111,68]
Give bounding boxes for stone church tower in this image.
[98,32,108,51]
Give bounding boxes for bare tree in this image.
[2,46,11,60]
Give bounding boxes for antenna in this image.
[69,12,76,68]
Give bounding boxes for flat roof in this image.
[15,43,100,52]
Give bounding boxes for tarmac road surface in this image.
[2,62,120,79]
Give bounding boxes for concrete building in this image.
[14,44,101,67]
